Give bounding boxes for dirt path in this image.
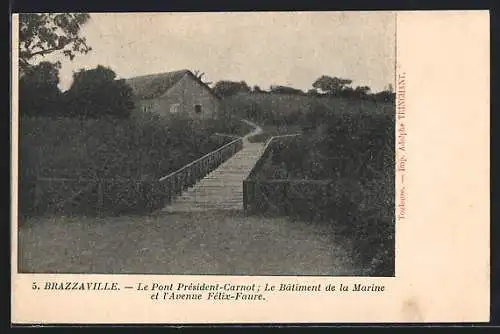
[17,211,363,276]
[240,119,263,143]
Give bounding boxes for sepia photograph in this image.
[16,12,396,277]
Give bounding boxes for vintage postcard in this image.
[11,10,489,324]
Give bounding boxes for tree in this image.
[19,61,63,117]
[253,85,263,93]
[269,85,304,95]
[339,86,355,99]
[354,86,371,96]
[64,65,134,118]
[312,75,352,95]
[372,83,396,103]
[306,88,320,96]
[19,13,92,72]
[212,80,250,97]
[193,69,212,86]
[372,90,395,103]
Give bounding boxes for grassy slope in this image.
[223,92,393,118]
[223,92,393,142]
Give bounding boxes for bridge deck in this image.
[162,121,264,213]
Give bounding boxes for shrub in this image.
[63,65,135,118]
[30,114,231,178]
[18,112,246,216]
[248,105,395,275]
[19,62,64,118]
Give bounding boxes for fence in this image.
[27,137,244,216]
[30,176,166,215]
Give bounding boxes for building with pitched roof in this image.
[125,69,221,119]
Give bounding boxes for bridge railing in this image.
[158,137,244,205]
[245,133,302,180]
[29,176,170,216]
[244,133,347,218]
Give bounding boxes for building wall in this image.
[138,75,220,120]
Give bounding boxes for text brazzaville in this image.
[43,281,119,291]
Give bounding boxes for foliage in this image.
[224,91,395,130]
[212,80,251,97]
[269,85,304,95]
[63,65,135,118]
[18,112,250,216]
[306,88,320,96]
[227,73,395,102]
[19,13,92,71]
[193,69,212,86]
[255,109,394,181]
[371,90,396,103]
[19,61,63,117]
[249,106,395,276]
[355,85,371,95]
[312,75,353,95]
[252,85,263,93]
[20,113,237,179]
[19,64,135,119]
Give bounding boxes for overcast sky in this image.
[46,12,396,93]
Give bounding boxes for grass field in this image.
[18,211,365,276]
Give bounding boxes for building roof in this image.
[125,69,220,100]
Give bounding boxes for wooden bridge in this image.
[162,120,265,213]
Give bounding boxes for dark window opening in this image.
[194,104,202,113]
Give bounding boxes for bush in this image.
[256,106,394,179]
[18,112,246,216]
[63,65,134,118]
[203,115,254,138]
[19,62,64,118]
[19,63,135,119]
[249,107,395,275]
[20,113,236,179]
[332,172,395,276]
